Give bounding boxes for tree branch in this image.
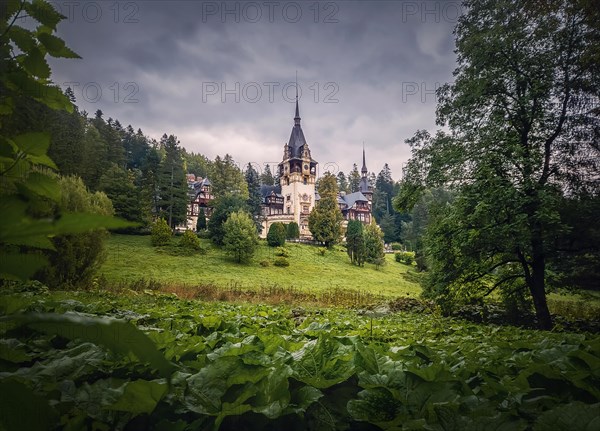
[484,274,522,297]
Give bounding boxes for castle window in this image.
[303,177,307,185]
[286,194,291,201]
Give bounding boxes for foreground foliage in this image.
[0,287,598,430]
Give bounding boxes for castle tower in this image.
[359,145,373,202]
[278,96,318,237]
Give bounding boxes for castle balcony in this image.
[266,214,295,222]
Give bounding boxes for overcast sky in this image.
[45,0,461,180]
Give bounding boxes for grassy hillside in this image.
[99,234,421,297]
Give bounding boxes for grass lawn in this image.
[99,234,422,297]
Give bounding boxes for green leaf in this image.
[37,33,80,58]
[22,46,51,79]
[2,313,177,377]
[24,0,65,29]
[347,387,403,424]
[534,402,600,431]
[28,153,58,169]
[20,172,61,202]
[4,0,22,19]
[0,251,48,281]
[285,385,323,415]
[0,380,59,430]
[6,71,73,112]
[291,335,356,388]
[0,210,137,245]
[107,379,168,414]
[8,26,36,53]
[53,213,139,233]
[0,339,31,363]
[11,132,50,156]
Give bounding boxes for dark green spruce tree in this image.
[158,134,188,228]
[245,163,263,233]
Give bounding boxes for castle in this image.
[260,97,373,237]
[186,98,373,238]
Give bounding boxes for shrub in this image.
[267,222,286,247]
[36,176,114,289]
[179,229,202,250]
[275,247,289,257]
[372,257,386,270]
[259,260,270,267]
[273,257,290,267]
[390,243,403,251]
[151,218,172,246]
[395,251,415,265]
[197,229,211,239]
[286,221,300,239]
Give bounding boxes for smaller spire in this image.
[361,143,368,175]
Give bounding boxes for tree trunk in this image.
[529,222,553,330]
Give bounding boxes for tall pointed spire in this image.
[361,143,368,175]
[294,73,301,126]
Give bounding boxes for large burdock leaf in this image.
[108,379,168,414]
[533,402,600,431]
[291,335,356,388]
[2,313,176,377]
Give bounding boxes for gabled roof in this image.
[341,191,369,208]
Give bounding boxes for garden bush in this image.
[395,251,415,265]
[267,222,287,247]
[151,218,172,246]
[179,229,202,250]
[273,257,290,267]
[275,247,289,257]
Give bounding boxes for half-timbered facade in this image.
[185,176,214,230]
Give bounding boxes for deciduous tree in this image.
[208,194,248,245]
[395,0,600,329]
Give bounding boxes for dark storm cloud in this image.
[48,0,459,179]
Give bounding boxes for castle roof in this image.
[359,177,371,194]
[260,184,282,200]
[341,191,369,208]
[285,97,316,161]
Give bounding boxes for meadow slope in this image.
[100,234,422,297]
